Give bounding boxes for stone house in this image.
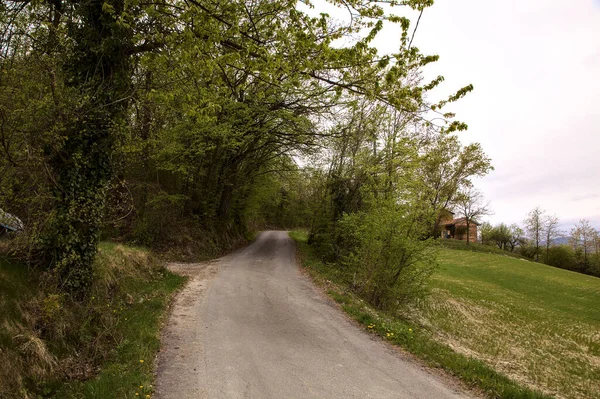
[439,211,479,243]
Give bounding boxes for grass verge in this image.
[289,230,551,399]
[0,242,186,399]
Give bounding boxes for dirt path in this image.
[155,231,475,399]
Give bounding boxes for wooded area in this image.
[0,0,491,305]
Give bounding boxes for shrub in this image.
[587,254,600,277]
[336,201,437,310]
[543,245,577,271]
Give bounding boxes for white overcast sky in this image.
[309,0,600,231]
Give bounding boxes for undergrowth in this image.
[289,230,551,399]
[0,242,185,398]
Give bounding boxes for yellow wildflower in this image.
[140,359,144,363]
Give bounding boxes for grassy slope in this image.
[0,243,185,399]
[420,249,600,399]
[290,231,553,399]
[439,239,528,260]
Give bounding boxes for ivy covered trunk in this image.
[45,0,132,296]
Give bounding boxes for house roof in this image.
[443,217,480,227]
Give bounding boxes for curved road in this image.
[156,231,472,399]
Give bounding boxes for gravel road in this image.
[155,230,473,399]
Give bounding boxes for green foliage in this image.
[543,245,577,271]
[569,219,597,266]
[439,239,529,260]
[478,222,494,245]
[0,0,495,395]
[131,192,188,247]
[1,0,483,298]
[337,201,437,309]
[302,95,491,310]
[588,254,600,277]
[524,207,545,261]
[475,222,527,254]
[43,0,135,297]
[420,133,493,236]
[489,223,511,250]
[243,168,317,230]
[540,243,600,278]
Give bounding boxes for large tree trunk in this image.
[44,0,132,297]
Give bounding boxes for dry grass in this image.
[13,333,57,377]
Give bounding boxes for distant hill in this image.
[551,236,571,246]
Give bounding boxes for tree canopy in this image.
[0,0,488,297]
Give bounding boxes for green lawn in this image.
[419,249,600,399]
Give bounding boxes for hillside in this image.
[418,249,600,399]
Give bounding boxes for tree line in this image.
[480,207,600,277]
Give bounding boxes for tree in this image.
[544,214,561,259]
[338,196,437,310]
[2,0,483,302]
[490,223,511,250]
[570,219,596,264]
[419,134,493,236]
[524,207,545,261]
[0,0,140,296]
[507,224,525,252]
[453,187,492,245]
[479,221,494,245]
[545,245,577,271]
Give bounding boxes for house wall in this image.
[440,221,478,243]
[438,211,479,243]
[455,224,478,243]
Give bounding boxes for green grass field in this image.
[418,249,600,399]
